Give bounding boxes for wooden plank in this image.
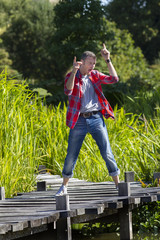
[108,201,123,209]
[72,208,118,224]
[59,210,76,218]
[85,213,119,225]
[0,174,158,240]
[0,212,59,224]
[0,224,12,234]
[131,186,160,193]
[76,208,85,215]
[15,187,120,198]
[141,195,157,202]
[0,212,58,217]
[0,224,49,240]
[29,218,45,228]
[0,207,57,212]
[85,204,105,215]
[11,222,28,232]
[0,216,48,228]
[71,198,123,210]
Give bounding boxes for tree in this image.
[53,0,150,85]
[2,0,56,81]
[104,0,160,63]
[52,0,103,77]
[1,0,154,105]
[0,36,20,78]
[94,18,153,103]
[0,0,31,28]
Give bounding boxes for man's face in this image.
[81,56,96,75]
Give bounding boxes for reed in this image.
[0,72,160,197]
[74,106,160,182]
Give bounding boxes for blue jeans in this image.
[62,112,120,178]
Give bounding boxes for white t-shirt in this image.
[80,75,102,113]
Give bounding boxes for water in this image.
[72,231,160,240]
[18,229,160,240]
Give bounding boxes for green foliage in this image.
[133,202,160,233]
[2,0,56,80]
[104,0,160,63]
[77,222,119,237]
[0,72,38,197]
[1,0,153,104]
[0,31,21,78]
[0,41,21,78]
[124,87,160,119]
[53,1,149,86]
[0,72,68,197]
[0,0,30,27]
[53,0,103,76]
[108,107,160,182]
[95,19,148,83]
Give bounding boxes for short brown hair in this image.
[81,51,96,61]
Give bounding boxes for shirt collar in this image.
[77,69,92,79]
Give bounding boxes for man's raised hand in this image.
[73,56,82,72]
[101,43,110,60]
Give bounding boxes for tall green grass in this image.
[0,72,160,197]
[0,73,41,197]
[73,106,160,182]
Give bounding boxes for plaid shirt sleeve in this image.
[64,72,73,96]
[97,71,119,84]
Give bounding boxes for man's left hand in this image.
[101,43,110,61]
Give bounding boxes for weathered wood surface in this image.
[0,173,159,239]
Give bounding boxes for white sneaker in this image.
[55,184,67,196]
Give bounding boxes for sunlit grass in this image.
[0,71,160,197]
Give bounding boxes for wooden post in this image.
[153,172,160,183]
[119,206,133,240]
[118,182,133,240]
[118,182,131,196]
[38,165,46,174]
[56,195,72,240]
[0,187,5,200]
[37,181,46,191]
[125,171,135,182]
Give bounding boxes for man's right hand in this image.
[66,57,82,90]
[73,56,82,73]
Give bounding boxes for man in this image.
[56,43,120,196]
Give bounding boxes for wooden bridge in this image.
[0,169,160,240]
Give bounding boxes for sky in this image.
[101,0,110,5]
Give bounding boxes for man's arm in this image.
[66,56,82,90]
[106,60,118,77]
[101,43,118,78]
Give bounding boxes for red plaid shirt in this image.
[64,69,119,129]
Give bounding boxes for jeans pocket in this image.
[93,112,102,119]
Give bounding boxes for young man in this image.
[56,43,120,196]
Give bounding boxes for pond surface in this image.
[18,229,160,240]
[72,231,160,240]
